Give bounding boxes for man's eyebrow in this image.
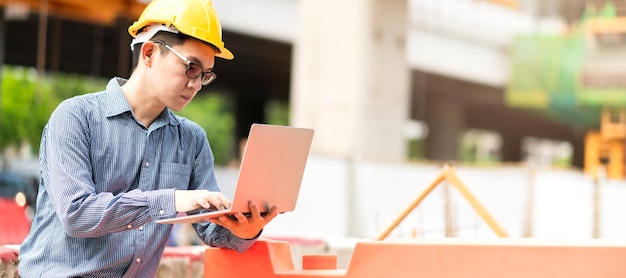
[187,55,214,71]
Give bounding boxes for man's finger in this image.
[263,205,279,221]
[248,201,260,213]
[233,213,249,224]
[211,215,232,227]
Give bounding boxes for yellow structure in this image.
[584,108,626,179]
[376,164,508,241]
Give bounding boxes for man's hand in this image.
[174,190,231,212]
[210,201,279,239]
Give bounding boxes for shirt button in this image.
[139,226,143,231]
[145,162,150,167]
[136,258,141,263]
[127,224,132,229]
[159,209,164,215]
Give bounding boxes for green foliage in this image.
[407,138,426,160]
[176,93,235,165]
[1,66,107,153]
[48,72,107,101]
[265,100,289,126]
[459,129,501,164]
[1,67,54,151]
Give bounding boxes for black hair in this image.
[130,31,186,74]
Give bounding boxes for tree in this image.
[175,92,235,165]
[1,66,106,154]
[1,67,53,152]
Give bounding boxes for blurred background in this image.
[1,0,626,255]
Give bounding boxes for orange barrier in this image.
[204,239,345,278]
[0,198,31,245]
[205,238,626,278]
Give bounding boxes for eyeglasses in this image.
[152,40,217,86]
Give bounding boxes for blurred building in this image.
[1,0,625,167]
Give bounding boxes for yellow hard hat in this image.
[128,0,233,60]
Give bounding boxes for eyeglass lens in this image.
[185,64,216,85]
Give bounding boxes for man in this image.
[18,0,278,276]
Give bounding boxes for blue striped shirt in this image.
[18,77,256,278]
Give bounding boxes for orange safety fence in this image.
[204,238,626,278]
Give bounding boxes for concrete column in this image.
[426,96,464,161]
[290,0,410,160]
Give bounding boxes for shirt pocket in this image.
[157,162,192,190]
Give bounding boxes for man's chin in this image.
[168,105,187,112]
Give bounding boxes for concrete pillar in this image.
[290,0,410,160]
[426,96,464,161]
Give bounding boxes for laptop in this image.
[156,123,314,224]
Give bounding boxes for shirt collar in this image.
[104,77,180,126]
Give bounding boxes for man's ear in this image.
[140,41,157,67]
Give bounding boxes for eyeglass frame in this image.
[152,40,217,86]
